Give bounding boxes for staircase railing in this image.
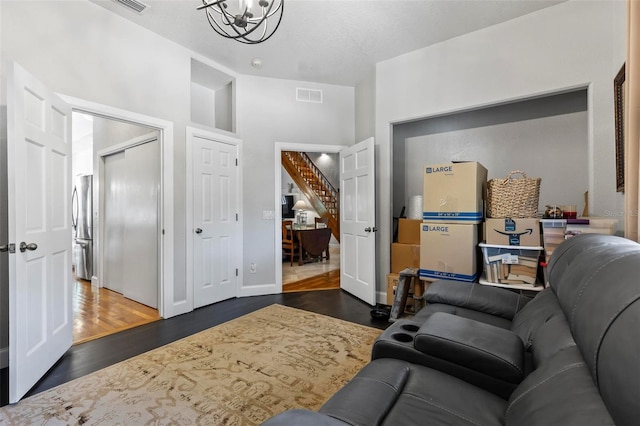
[282,151,340,241]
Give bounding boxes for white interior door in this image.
[192,136,238,308]
[122,140,159,308]
[103,151,126,294]
[340,138,376,305]
[6,62,73,403]
[102,139,159,308]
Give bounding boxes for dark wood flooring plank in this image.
[4,290,386,403]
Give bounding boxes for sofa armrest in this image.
[414,312,525,384]
[261,410,348,426]
[423,280,532,320]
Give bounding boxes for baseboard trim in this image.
[0,347,7,369]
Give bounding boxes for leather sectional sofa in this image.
[262,234,640,425]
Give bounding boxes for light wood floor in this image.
[282,245,340,286]
[283,269,340,292]
[72,279,161,345]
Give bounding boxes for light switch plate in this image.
[263,210,274,220]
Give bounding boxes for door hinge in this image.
[236,213,238,221]
[235,268,239,276]
[235,158,238,166]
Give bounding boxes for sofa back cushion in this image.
[547,234,639,289]
[505,346,613,426]
[547,235,640,426]
[559,250,640,426]
[509,289,565,348]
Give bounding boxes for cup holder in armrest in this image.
[401,324,420,332]
[391,332,414,343]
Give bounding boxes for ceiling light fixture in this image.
[197,0,284,45]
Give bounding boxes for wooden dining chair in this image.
[282,220,298,266]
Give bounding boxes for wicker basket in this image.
[487,170,541,218]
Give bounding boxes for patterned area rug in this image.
[0,305,381,425]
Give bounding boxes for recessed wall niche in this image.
[392,89,589,219]
[190,59,235,133]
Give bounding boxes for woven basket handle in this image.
[503,170,527,183]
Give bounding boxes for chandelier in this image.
[197,0,284,45]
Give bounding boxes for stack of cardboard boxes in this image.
[419,162,487,283]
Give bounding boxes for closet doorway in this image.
[71,113,162,344]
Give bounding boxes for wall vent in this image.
[112,0,149,14]
[296,88,323,104]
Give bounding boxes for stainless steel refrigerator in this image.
[72,175,93,280]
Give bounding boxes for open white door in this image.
[192,135,239,308]
[6,62,73,403]
[340,138,376,305]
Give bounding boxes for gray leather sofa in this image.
[262,234,640,426]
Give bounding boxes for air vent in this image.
[296,88,323,104]
[112,0,149,14]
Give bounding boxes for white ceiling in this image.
[90,0,565,87]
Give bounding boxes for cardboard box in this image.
[397,218,422,244]
[479,243,542,285]
[485,218,541,246]
[419,223,480,282]
[391,243,421,273]
[423,162,487,224]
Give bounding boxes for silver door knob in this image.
[364,227,377,233]
[0,244,8,252]
[19,242,38,252]
[195,228,203,234]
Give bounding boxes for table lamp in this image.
[292,200,310,225]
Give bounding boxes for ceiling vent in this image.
[296,88,323,104]
[112,0,149,14]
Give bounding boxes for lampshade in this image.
[292,200,309,211]
[197,0,284,45]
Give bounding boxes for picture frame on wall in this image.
[614,63,625,193]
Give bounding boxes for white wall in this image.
[0,0,227,318]
[394,90,590,216]
[374,0,626,302]
[191,82,216,129]
[236,75,354,295]
[355,69,376,142]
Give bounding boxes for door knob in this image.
[19,242,38,252]
[0,244,8,252]
[195,228,203,234]
[364,227,377,233]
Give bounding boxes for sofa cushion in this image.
[509,289,566,349]
[413,302,513,329]
[320,358,506,426]
[414,312,525,384]
[422,280,531,320]
[529,314,575,368]
[505,346,613,426]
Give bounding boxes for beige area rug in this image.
[0,305,381,425]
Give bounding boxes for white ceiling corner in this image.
[89,0,566,87]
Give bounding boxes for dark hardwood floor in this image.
[1,289,389,407]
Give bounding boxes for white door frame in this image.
[274,143,346,293]
[58,95,176,318]
[186,126,243,309]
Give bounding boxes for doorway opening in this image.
[275,143,345,293]
[70,111,163,344]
